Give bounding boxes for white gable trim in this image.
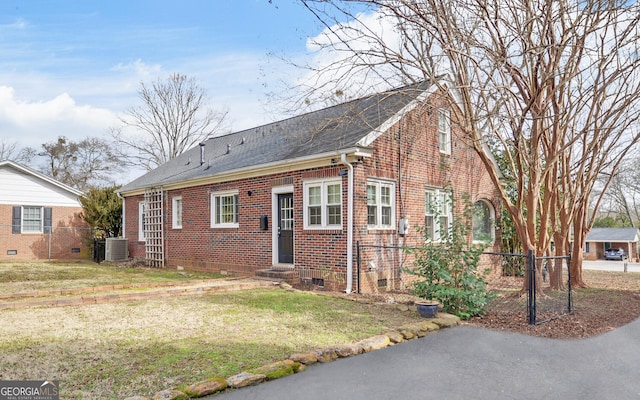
[357,81,448,148]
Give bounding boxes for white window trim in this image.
[367,179,396,230]
[425,188,452,241]
[438,108,451,155]
[172,196,183,229]
[21,206,43,234]
[303,178,342,230]
[472,199,495,244]
[211,190,239,228]
[138,201,146,242]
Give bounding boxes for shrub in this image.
[405,195,494,319]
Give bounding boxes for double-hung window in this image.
[367,180,395,229]
[438,108,451,154]
[22,206,43,233]
[304,179,342,229]
[172,196,183,229]
[425,189,452,241]
[211,191,239,228]
[11,206,52,234]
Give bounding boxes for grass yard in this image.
[0,261,224,295]
[0,262,422,399]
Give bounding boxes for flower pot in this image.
[415,301,439,318]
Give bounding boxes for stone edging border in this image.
[122,285,461,400]
[0,279,274,309]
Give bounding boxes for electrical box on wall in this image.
[260,215,269,230]
[399,218,409,235]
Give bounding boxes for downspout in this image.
[341,154,354,294]
[117,192,125,238]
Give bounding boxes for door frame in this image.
[271,185,294,268]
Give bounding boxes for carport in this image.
[584,227,640,262]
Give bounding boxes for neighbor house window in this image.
[211,191,239,228]
[472,199,495,243]
[425,189,452,241]
[367,180,395,229]
[11,206,52,234]
[22,206,43,233]
[172,196,183,229]
[138,202,146,242]
[304,179,342,229]
[438,108,451,154]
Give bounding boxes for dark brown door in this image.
[277,193,294,264]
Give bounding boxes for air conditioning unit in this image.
[105,238,128,261]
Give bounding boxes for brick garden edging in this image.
[122,285,461,400]
[0,278,273,309]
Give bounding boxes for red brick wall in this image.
[0,204,90,260]
[123,91,501,292]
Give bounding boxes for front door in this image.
[277,193,294,264]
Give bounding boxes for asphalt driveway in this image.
[210,318,640,400]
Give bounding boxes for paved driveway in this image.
[210,318,640,400]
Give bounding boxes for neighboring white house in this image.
[0,160,90,260]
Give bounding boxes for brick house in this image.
[0,160,90,260]
[583,227,639,261]
[118,81,501,293]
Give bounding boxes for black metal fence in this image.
[355,242,573,325]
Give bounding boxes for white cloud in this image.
[0,86,118,148]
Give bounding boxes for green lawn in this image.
[0,262,422,399]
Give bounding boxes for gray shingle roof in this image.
[586,227,640,242]
[119,81,432,193]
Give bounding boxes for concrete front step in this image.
[254,269,299,284]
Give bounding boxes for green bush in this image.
[405,195,494,319]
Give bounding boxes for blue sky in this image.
[0,0,346,152]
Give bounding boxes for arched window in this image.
[473,200,495,243]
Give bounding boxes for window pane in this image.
[327,184,341,204]
[367,206,377,225]
[215,194,237,224]
[439,216,450,236]
[381,206,391,226]
[473,201,493,242]
[381,186,391,206]
[308,186,321,206]
[309,206,321,225]
[174,198,182,227]
[367,185,376,204]
[327,205,341,225]
[23,206,42,232]
[425,215,434,240]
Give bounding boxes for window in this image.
[304,179,342,229]
[172,196,183,229]
[22,206,43,233]
[138,202,146,242]
[425,189,452,241]
[211,191,239,228]
[472,200,495,243]
[367,180,395,229]
[438,108,451,154]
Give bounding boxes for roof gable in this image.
[0,160,83,206]
[119,81,435,194]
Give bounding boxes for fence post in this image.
[356,241,361,294]
[527,249,536,325]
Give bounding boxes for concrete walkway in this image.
[211,318,640,400]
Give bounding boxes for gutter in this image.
[341,153,354,294]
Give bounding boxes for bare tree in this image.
[112,73,229,170]
[299,0,640,288]
[29,136,124,191]
[0,140,34,164]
